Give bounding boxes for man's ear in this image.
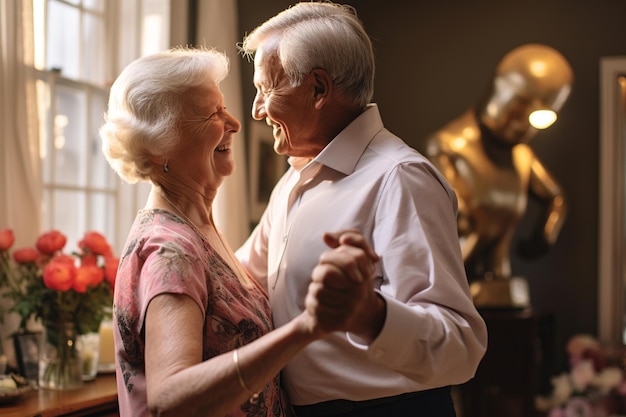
[311,69,332,108]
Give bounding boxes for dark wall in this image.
[236,0,626,368]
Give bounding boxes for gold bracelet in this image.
[233,348,260,404]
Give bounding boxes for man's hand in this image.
[305,230,386,341]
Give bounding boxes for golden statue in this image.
[425,43,573,308]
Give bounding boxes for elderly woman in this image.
[100,47,377,417]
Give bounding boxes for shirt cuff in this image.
[346,291,417,362]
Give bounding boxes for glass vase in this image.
[77,331,100,381]
[38,320,84,390]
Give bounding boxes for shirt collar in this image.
[288,103,384,175]
[291,103,383,175]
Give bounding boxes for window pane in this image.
[141,0,170,55]
[53,190,86,246]
[43,188,51,230]
[82,12,106,84]
[55,84,87,186]
[89,192,116,245]
[37,79,53,183]
[83,0,105,13]
[37,0,170,261]
[90,90,114,188]
[47,0,80,79]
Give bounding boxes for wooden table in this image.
[0,374,118,417]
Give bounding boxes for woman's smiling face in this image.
[176,82,241,185]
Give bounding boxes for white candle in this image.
[98,320,115,367]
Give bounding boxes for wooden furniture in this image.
[458,309,555,417]
[1,373,118,417]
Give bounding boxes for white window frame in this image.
[36,0,175,253]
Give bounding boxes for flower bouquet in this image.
[536,334,626,417]
[0,229,118,389]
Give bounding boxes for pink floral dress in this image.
[113,209,287,417]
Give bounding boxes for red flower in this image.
[36,230,67,255]
[104,256,119,289]
[79,231,112,257]
[80,254,98,267]
[43,254,76,291]
[74,265,104,293]
[13,247,39,264]
[0,229,15,251]
[0,228,117,335]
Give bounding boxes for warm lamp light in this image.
[529,110,557,129]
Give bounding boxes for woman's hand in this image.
[304,229,385,340]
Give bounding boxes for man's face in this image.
[251,38,325,159]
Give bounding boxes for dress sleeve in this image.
[137,224,210,330]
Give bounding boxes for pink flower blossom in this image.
[571,360,596,391]
[564,397,592,417]
[548,408,566,417]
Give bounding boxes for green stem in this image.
[41,320,82,389]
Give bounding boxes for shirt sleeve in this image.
[349,161,487,386]
[236,213,270,291]
[237,169,295,291]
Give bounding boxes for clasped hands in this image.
[304,229,385,342]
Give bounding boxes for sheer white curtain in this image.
[196,0,251,248]
[0,0,42,366]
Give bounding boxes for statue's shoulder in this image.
[425,109,479,156]
[512,142,535,157]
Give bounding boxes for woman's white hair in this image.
[99,47,229,183]
[239,1,374,108]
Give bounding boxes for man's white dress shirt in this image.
[237,104,488,405]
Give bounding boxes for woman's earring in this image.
[163,161,169,173]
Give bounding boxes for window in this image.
[34,0,171,252]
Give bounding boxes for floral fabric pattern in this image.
[113,209,285,416]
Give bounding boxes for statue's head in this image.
[477,43,573,145]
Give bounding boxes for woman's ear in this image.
[311,69,332,109]
[149,156,169,172]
